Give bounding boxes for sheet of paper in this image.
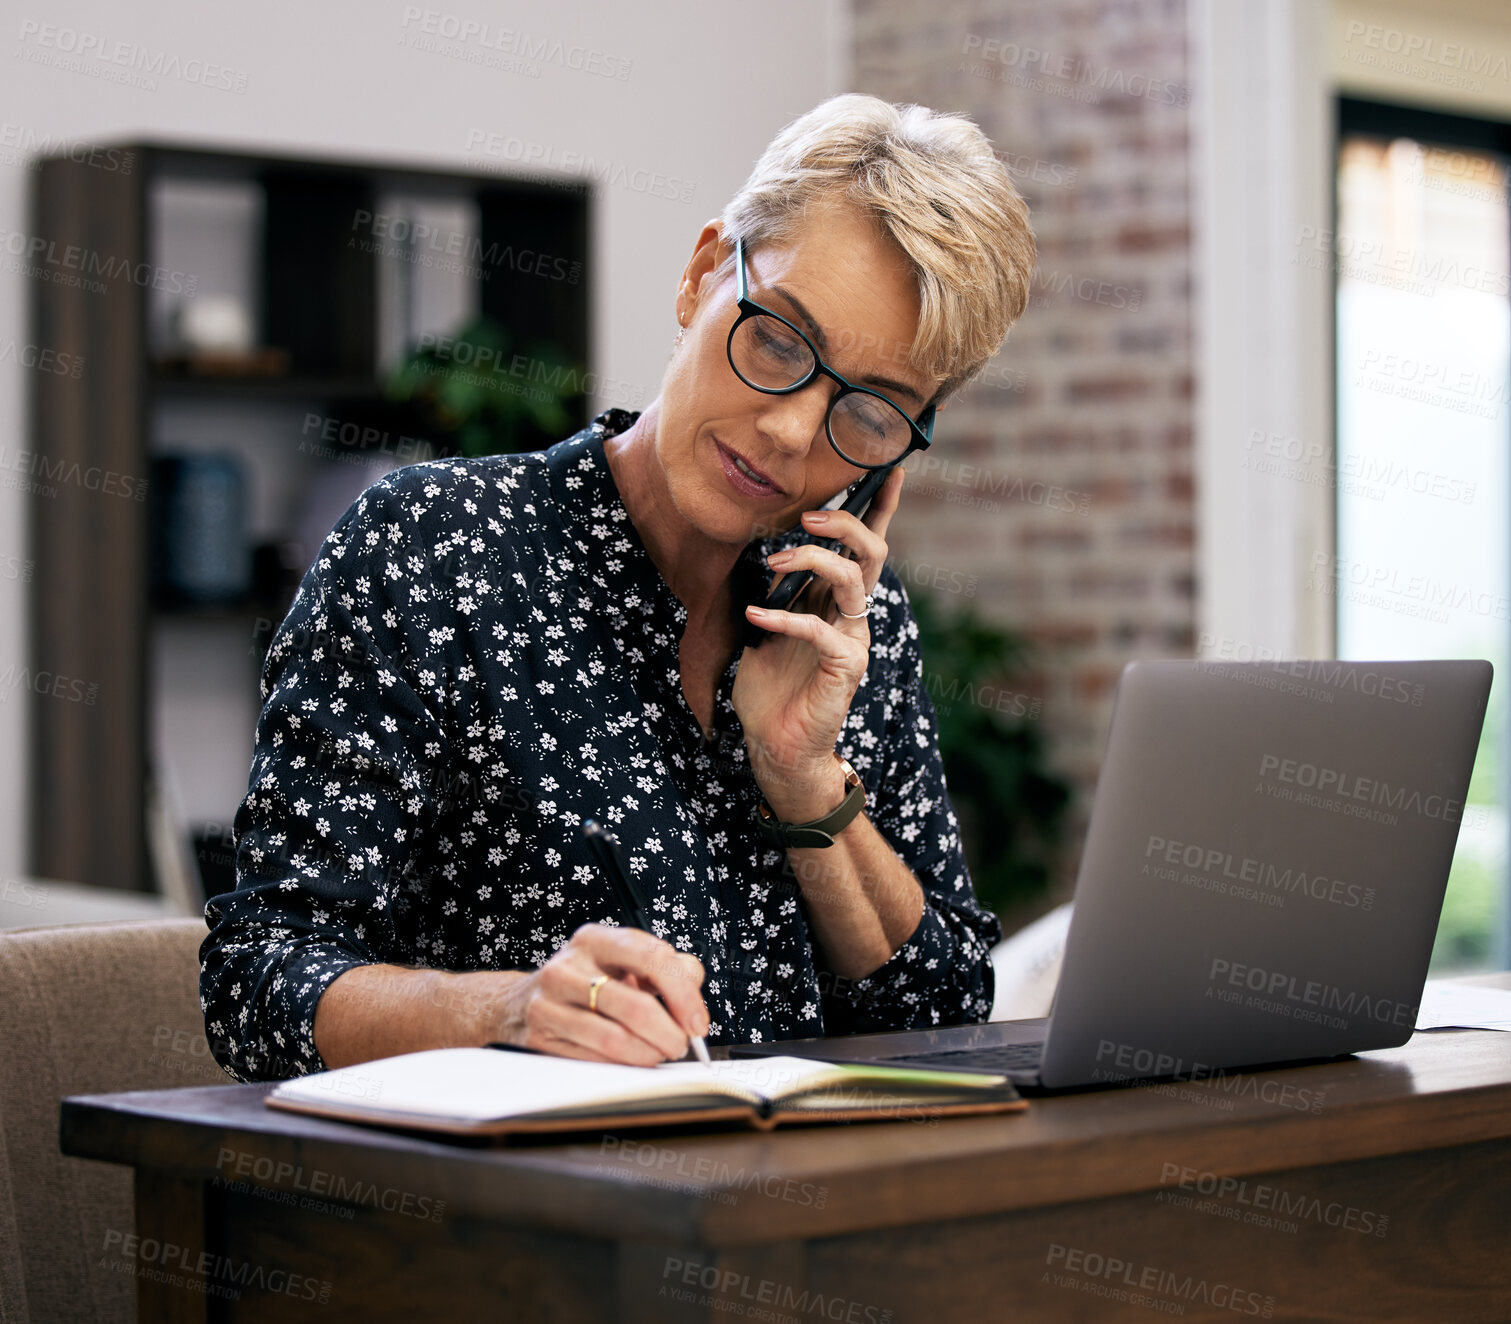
[1414,979,1511,1032]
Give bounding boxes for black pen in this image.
[581,817,712,1064]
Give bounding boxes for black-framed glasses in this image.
[727,236,936,470]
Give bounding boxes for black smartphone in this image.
[742,462,898,650]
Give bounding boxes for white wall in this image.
[1190,0,1336,662]
[0,0,846,880]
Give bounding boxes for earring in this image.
[674,326,686,347]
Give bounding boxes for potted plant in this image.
[385,316,583,457]
[909,589,1073,920]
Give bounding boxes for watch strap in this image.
[756,757,866,849]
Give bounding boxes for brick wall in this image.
[854,0,1196,910]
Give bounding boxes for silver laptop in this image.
[731,659,1492,1091]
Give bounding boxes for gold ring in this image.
[587,974,610,1014]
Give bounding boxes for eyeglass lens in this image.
[728,313,915,468]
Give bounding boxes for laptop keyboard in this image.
[880,1041,1045,1074]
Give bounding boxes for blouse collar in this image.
[544,410,792,624]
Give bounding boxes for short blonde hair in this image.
[720,93,1036,405]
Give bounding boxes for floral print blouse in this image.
[200,409,1000,1082]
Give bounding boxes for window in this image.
[1334,99,1510,972]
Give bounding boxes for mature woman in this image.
[201,93,1035,1081]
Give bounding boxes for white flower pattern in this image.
[200,410,999,1082]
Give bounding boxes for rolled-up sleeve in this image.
[822,575,1002,1035]
[200,471,452,1082]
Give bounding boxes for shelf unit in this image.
[29,142,590,897]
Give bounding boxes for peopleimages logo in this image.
[463,132,694,204]
[1242,427,1479,505]
[15,21,249,93]
[1043,1244,1273,1316]
[1090,1040,1327,1113]
[0,125,134,173]
[1143,834,1376,910]
[349,209,581,285]
[660,1258,892,1323]
[1207,958,1417,1030]
[1028,264,1143,312]
[1257,753,1464,825]
[960,36,1190,106]
[1342,21,1510,79]
[1294,225,1509,297]
[1310,552,1507,624]
[1195,642,1427,706]
[399,8,633,80]
[0,226,197,295]
[1157,1164,1390,1238]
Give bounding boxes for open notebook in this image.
[264,1047,1027,1138]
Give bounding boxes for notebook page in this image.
[654,1056,850,1102]
[656,1057,1010,1101]
[270,1048,769,1123]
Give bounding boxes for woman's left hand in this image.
[732,465,906,821]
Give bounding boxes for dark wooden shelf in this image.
[149,600,283,623]
[28,139,590,895]
[148,372,392,402]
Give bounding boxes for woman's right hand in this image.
[492,923,710,1066]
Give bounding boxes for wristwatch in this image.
[756,756,866,849]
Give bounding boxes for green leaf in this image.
[384,317,585,458]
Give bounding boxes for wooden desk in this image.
[62,982,1511,1323]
